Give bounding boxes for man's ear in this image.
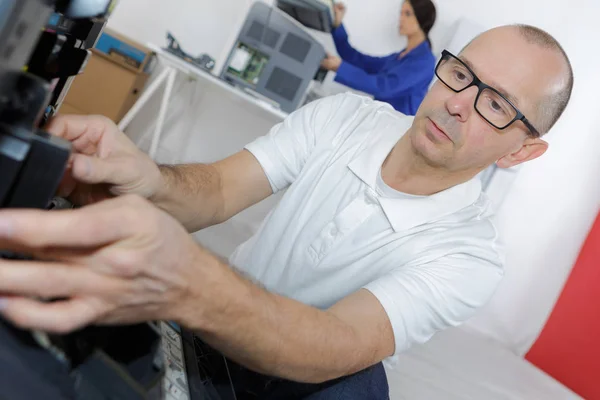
[496,138,548,169]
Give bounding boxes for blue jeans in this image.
[295,363,390,400]
[198,340,390,400]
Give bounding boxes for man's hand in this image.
[332,3,346,28]
[0,194,395,383]
[321,54,342,71]
[48,115,163,206]
[49,114,273,233]
[0,195,207,332]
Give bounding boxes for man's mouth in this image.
[426,118,452,142]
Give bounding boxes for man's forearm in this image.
[174,258,379,383]
[152,164,224,232]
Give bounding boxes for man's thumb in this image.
[71,154,129,185]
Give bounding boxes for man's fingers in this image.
[48,115,134,187]
[46,114,115,156]
[71,153,133,186]
[0,259,80,299]
[0,297,106,334]
[0,200,133,250]
[47,114,98,142]
[0,258,124,299]
[56,168,78,198]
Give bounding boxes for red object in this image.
[526,211,600,399]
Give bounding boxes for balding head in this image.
[411,23,574,176]
[464,25,573,134]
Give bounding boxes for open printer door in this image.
[276,0,335,33]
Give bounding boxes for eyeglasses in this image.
[435,50,540,138]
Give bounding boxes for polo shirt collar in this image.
[347,129,482,232]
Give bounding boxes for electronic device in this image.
[159,322,237,400]
[0,1,166,399]
[276,0,336,33]
[0,0,113,209]
[164,32,216,72]
[220,2,326,113]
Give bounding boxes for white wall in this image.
[106,0,252,72]
[106,0,411,77]
[108,0,600,355]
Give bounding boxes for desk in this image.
[118,43,289,159]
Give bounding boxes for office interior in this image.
[1,0,599,399]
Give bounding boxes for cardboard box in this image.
[94,28,155,73]
[60,29,155,122]
[57,102,86,116]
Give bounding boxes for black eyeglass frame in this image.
[435,50,541,138]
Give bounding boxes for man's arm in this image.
[0,188,393,384]
[0,190,502,383]
[44,115,273,232]
[174,259,395,383]
[173,251,503,383]
[151,150,273,232]
[151,93,357,233]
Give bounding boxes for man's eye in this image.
[454,70,467,81]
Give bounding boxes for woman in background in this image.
[321,0,437,115]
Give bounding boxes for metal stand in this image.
[118,66,178,159]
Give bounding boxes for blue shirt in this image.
[332,24,436,115]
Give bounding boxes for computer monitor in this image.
[220,2,326,113]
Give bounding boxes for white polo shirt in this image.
[231,93,504,358]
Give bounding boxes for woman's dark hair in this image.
[409,0,437,47]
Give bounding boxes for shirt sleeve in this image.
[331,24,396,74]
[335,55,434,99]
[244,93,367,193]
[364,253,504,357]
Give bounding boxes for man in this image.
[0,24,573,398]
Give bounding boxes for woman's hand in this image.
[333,3,347,28]
[321,54,342,71]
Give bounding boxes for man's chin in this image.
[411,128,452,166]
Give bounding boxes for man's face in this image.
[411,27,566,174]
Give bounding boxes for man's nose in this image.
[445,86,477,122]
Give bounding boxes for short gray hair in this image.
[514,24,573,133]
